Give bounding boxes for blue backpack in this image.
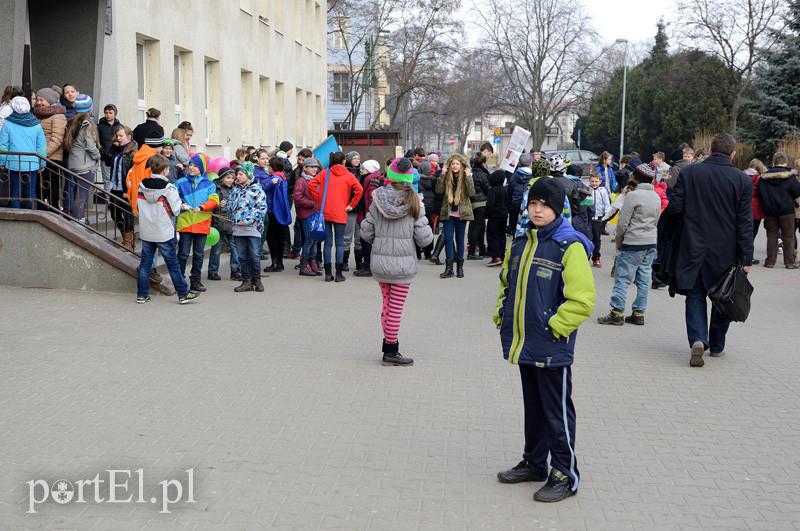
[308,172,330,241]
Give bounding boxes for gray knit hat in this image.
[37,86,61,105]
[346,151,360,164]
[303,157,322,169]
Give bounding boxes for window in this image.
[296,89,304,146]
[136,36,161,124]
[241,71,254,144]
[173,54,181,125]
[175,50,193,134]
[332,73,350,103]
[332,18,348,49]
[204,58,221,144]
[315,94,322,143]
[274,81,285,142]
[565,151,581,161]
[259,76,271,145]
[136,43,146,122]
[273,0,284,33]
[333,121,350,131]
[314,3,322,51]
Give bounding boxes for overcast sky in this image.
[585,0,677,44]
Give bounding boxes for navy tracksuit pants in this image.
[519,364,580,491]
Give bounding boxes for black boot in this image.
[456,260,465,278]
[354,249,363,272]
[190,277,207,292]
[324,264,334,282]
[430,235,444,265]
[440,260,454,278]
[353,266,372,277]
[335,263,346,282]
[341,250,350,272]
[382,340,413,366]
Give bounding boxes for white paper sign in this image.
[499,126,531,172]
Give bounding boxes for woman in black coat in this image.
[467,153,491,258]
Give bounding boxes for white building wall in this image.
[99,0,327,158]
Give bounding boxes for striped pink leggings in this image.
[380,282,410,344]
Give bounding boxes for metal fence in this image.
[0,151,139,257]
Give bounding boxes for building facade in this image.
[1,0,328,158]
[327,16,389,131]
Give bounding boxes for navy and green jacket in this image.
[494,216,596,367]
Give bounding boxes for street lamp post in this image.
[616,38,628,161]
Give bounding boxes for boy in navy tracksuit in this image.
[493,178,596,502]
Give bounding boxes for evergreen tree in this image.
[749,0,800,150]
[649,18,669,63]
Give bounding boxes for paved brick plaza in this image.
[1,234,799,530]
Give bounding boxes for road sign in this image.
[493,127,502,137]
[448,136,457,145]
[493,136,502,144]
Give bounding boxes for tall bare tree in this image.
[475,0,608,150]
[677,0,785,133]
[328,0,398,130]
[382,0,463,131]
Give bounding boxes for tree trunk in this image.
[728,93,741,135]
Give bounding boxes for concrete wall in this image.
[0,0,28,87]
[0,219,134,293]
[99,0,328,158]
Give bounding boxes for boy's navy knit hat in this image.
[527,177,565,217]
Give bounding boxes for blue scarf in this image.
[6,112,40,127]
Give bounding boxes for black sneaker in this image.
[178,292,199,305]
[207,272,222,281]
[624,311,645,325]
[136,295,151,304]
[497,460,548,484]
[533,469,575,502]
[230,272,243,281]
[189,278,207,292]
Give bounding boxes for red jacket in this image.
[654,181,669,213]
[309,164,363,224]
[358,170,385,224]
[749,171,764,220]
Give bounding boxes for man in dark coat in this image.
[667,133,753,368]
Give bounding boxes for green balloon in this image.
[208,172,219,181]
[206,227,220,247]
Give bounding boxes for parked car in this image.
[543,149,599,176]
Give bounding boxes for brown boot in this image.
[234,278,255,292]
[122,231,135,250]
[252,277,264,292]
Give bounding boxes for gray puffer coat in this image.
[360,185,434,284]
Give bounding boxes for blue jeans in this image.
[208,232,239,275]
[7,170,38,209]
[443,218,467,262]
[234,235,262,279]
[301,217,318,263]
[137,238,188,298]
[67,171,94,220]
[178,232,208,280]
[324,221,346,265]
[685,274,731,354]
[610,248,657,312]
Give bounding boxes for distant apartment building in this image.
[327,15,390,131]
[464,109,580,154]
[1,0,328,157]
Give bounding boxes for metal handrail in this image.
[0,151,140,257]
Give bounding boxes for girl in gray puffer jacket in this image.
[360,157,434,367]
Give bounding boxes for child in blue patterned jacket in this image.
[227,161,267,293]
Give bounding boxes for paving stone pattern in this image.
[1,234,799,530]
